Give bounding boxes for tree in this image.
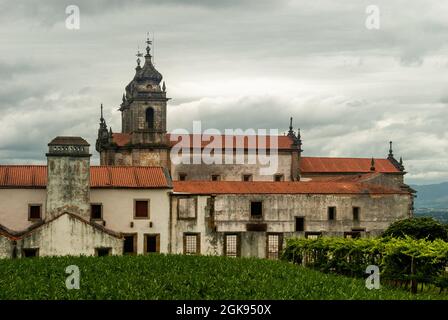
[382,217,448,241]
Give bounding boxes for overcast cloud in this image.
[0,0,447,184]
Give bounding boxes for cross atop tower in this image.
[145,32,152,57]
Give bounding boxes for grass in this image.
[0,254,446,300]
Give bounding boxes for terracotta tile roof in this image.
[300,157,400,174]
[167,134,296,150]
[173,181,408,195]
[0,165,171,189]
[112,133,296,150]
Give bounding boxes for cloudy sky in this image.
[0,0,447,185]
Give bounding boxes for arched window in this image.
[145,107,154,129]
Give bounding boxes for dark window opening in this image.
[145,107,154,129]
[250,201,263,218]
[96,248,111,256]
[295,217,305,232]
[353,207,360,221]
[243,174,253,181]
[274,174,284,182]
[179,173,187,181]
[135,200,149,218]
[123,235,136,254]
[23,248,38,258]
[29,205,41,220]
[145,234,160,253]
[211,175,221,181]
[328,207,336,220]
[91,204,102,220]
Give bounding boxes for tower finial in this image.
[370,157,375,171]
[287,117,295,138]
[388,141,394,158]
[136,48,143,67]
[100,103,104,121]
[162,81,166,92]
[145,32,152,57]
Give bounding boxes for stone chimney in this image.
[46,136,91,220]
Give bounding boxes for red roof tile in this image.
[173,181,407,195]
[0,166,170,189]
[167,134,295,150]
[300,157,400,174]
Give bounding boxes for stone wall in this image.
[170,192,412,258]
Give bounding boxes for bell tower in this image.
[96,35,170,167]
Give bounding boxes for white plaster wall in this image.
[0,189,46,230]
[90,188,171,254]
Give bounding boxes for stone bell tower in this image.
[96,36,170,167]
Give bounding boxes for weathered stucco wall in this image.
[18,213,122,257]
[171,193,412,258]
[90,188,171,254]
[171,152,293,181]
[0,189,46,230]
[46,156,90,220]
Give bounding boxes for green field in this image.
[0,254,446,300]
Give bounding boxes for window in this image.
[295,217,305,232]
[328,207,336,221]
[211,174,221,181]
[274,174,284,182]
[96,248,111,256]
[305,232,322,239]
[144,234,160,253]
[22,248,39,258]
[224,234,240,258]
[242,174,253,182]
[353,207,360,221]
[250,201,263,218]
[91,204,103,220]
[28,204,42,221]
[184,233,200,255]
[123,234,137,254]
[145,107,154,129]
[134,200,149,219]
[179,173,187,181]
[178,197,197,219]
[266,234,283,260]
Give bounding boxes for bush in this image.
[382,217,448,241]
[282,237,448,293]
